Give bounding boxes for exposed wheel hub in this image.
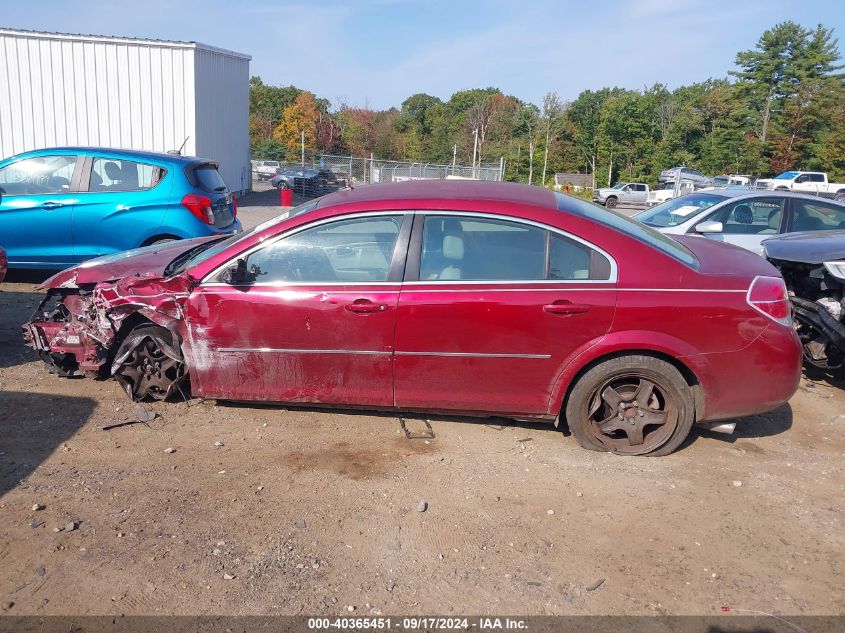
[587,375,679,455]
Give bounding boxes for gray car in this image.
[659,166,711,186]
[633,190,845,255]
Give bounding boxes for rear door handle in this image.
[543,300,590,315]
[345,299,387,314]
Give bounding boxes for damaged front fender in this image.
[24,273,195,399]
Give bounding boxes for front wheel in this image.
[565,355,694,456]
[111,325,188,401]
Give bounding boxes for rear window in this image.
[192,165,227,193]
[556,193,699,269]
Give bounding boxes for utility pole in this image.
[452,144,457,175]
[301,131,305,167]
[472,129,479,179]
[499,156,504,182]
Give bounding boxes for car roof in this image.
[315,180,558,210]
[5,146,212,166]
[691,189,845,204]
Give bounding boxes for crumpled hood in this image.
[763,230,845,264]
[41,237,219,289]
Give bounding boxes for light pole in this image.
[472,128,479,179]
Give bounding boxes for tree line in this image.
[249,21,845,187]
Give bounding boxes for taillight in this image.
[231,194,237,219]
[181,194,214,224]
[747,276,791,325]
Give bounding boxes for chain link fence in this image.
[253,152,504,197]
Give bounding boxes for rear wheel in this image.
[111,325,188,401]
[565,355,694,456]
[605,197,618,209]
[834,191,845,203]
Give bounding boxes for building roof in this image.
[0,28,251,61]
[317,180,558,209]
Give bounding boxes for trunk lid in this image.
[673,235,781,277]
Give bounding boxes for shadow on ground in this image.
[0,289,47,369]
[692,403,793,447]
[0,391,97,498]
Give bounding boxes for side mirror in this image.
[220,258,254,285]
[695,220,724,234]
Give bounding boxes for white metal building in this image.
[0,28,252,193]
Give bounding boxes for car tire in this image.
[834,191,845,203]
[147,238,177,246]
[605,197,618,209]
[111,324,187,402]
[564,355,694,456]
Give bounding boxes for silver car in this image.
[658,166,711,186]
[633,190,845,255]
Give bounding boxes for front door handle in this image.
[345,299,387,314]
[543,300,590,315]
[40,201,64,209]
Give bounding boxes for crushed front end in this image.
[23,272,194,399]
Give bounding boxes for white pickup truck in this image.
[592,182,649,208]
[755,171,845,201]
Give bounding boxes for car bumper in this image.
[686,323,802,422]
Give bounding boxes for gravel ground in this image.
[0,191,842,618]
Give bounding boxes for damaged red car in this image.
[24,181,802,456]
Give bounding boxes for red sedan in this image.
[0,245,6,283]
[24,181,801,456]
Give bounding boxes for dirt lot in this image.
[0,205,843,618]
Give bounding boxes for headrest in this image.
[442,234,464,260]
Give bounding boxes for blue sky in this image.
[4,0,845,109]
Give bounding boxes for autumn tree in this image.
[272,91,320,153]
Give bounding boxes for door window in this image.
[420,215,611,281]
[706,198,785,234]
[237,215,404,283]
[792,199,845,232]
[90,158,163,192]
[0,155,78,195]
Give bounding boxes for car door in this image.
[630,184,647,204]
[692,197,787,254]
[0,154,82,267]
[71,155,171,261]
[184,213,411,405]
[393,212,617,416]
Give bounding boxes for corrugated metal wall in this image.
[194,48,250,195]
[0,30,251,193]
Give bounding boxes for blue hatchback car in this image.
[0,147,242,269]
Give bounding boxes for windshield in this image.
[612,182,627,189]
[166,199,321,276]
[775,171,800,180]
[634,193,726,228]
[556,194,699,269]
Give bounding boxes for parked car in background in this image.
[24,180,800,457]
[659,166,711,186]
[0,245,6,283]
[592,182,649,208]
[252,160,281,181]
[712,174,752,188]
[754,171,845,201]
[635,190,845,255]
[766,230,845,372]
[0,147,241,270]
[271,167,345,196]
[646,180,696,207]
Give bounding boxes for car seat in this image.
[733,203,754,225]
[761,208,782,234]
[423,226,465,280]
[103,162,123,188]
